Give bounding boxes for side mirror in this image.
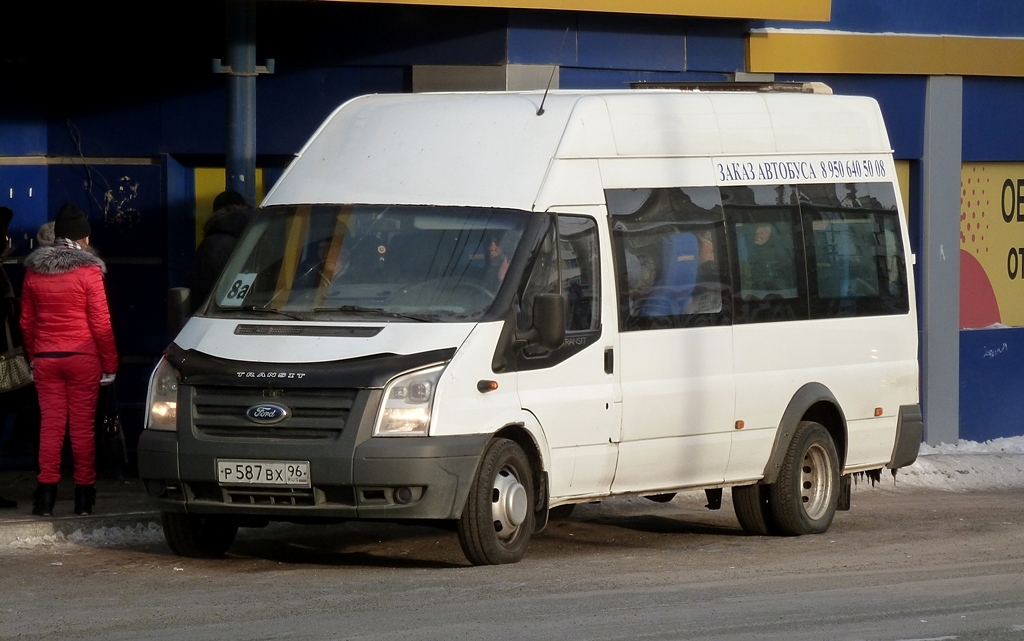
[519,292,565,351]
[167,287,191,337]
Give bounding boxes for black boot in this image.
[0,494,16,509]
[32,483,58,517]
[74,484,96,516]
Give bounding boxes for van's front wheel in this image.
[457,438,535,565]
[769,421,840,535]
[161,512,238,558]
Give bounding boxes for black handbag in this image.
[95,383,128,470]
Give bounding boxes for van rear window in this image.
[606,181,909,329]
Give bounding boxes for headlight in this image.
[146,356,180,431]
[374,364,444,437]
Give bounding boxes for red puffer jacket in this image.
[20,244,118,373]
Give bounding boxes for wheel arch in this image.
[494,422,550,532]
[761,382,848,485]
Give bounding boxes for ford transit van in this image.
[139,88,922,565]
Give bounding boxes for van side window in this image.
[799,182,910,318]
[559,216,601,333]
[607,187,730,331]
[518,215,601,356]
[723,185,807,324]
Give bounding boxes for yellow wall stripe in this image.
[749,30,1024,77]
[319,0,830,21]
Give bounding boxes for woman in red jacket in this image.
[20,204,118,516]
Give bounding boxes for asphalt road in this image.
[2,484,1023,641]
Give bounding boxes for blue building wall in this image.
[1,0,1023,459]
[772,0,1024,36]
[960,328,1024,441]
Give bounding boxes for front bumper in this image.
[138,386,491,522]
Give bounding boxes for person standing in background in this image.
[185,190,252,313]
[36,221,55,248]
[0,207,22,509]
[20,204,118,516]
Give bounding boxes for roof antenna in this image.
[537,26,570,117]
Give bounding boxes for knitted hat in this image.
[54,203,91,241]
[36,221,55,247]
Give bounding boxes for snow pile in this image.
[895,436,1024,490]
[5,522,164,551]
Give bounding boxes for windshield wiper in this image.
[226,305,305,321]
[315,305,432,322]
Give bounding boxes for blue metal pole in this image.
[225,0,256,207]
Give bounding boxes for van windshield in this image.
[208,204,529,322]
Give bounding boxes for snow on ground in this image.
[5,438,1023,551]
[4,522,166,552]
[894,435,1024,491]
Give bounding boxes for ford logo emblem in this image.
[246,404,290,425]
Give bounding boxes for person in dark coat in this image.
[185,190,252,313]
[0,207,21,508]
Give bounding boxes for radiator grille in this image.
[191,386,357,439]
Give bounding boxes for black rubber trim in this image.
[887,404,923,469]
[166,343,456,389]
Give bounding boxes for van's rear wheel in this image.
[769,421,840,535]
[161,512,238,558]
[457,438,535,566]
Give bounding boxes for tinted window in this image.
[607,187,730,331]
[722,185,807,324]
[518,215,601,357]
[798,182,909,318]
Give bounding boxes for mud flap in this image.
[533,471,549,533]
[837,474,852,511]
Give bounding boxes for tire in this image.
[457,438,535,566]
[768,421,840,535]
[161,511,239,558]
[731,483,778,535]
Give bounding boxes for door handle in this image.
[604,348,614,374]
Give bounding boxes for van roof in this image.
[263,90,892,212]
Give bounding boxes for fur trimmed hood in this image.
[24,245,106,275]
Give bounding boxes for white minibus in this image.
[140,87,922,565]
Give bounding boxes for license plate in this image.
[216,459,311,487]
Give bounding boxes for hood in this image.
[24,245,106,275]
[204,208,253,239]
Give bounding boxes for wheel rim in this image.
[800,442,834,520]
[491,465,528,540]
